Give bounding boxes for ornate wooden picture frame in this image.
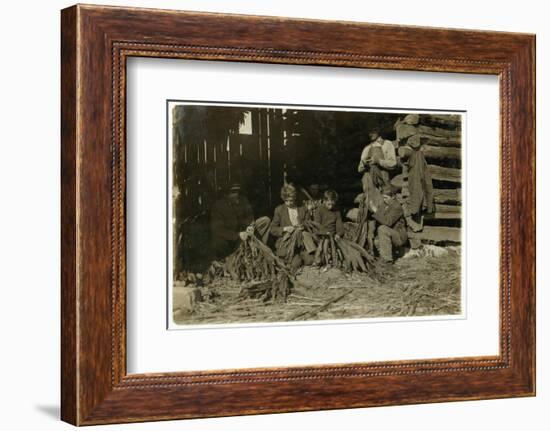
[61,4,535,425]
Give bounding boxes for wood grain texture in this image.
[60,4,536,425]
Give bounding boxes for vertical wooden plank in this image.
[228,132,242,184]
[258,109,271,208]
[269,108,285,205]
[241,135,259,161]
[286,108,300,184]
[215,135,229,194]
[241,134,266,214]
[61,5,78,425]
[187,131,200,219]
[204,136,216,210]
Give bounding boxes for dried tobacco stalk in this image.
[223,235,294,302]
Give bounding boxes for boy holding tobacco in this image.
[270,183,317,273]
[313,189,345,239]
[310,189,376,273]
[312,190,346,270]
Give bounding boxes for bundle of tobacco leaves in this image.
[281,219,379,275]
[302,219,323,236]
[223,235,294,302]
[228,220,315,301]
[313,235,338,267]
[224,235,288,282]
[205,260,225,280]
[313,234,377,274]
[276,220,324,264]
[301,218,376,273]
[353,199,369,249]
[237,272,291,303]
[335,236,377,273]
[279,228,305,263]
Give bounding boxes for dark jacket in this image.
[210,196,254,242]
[314,205,345,236]
[270,205,307,236]
[270,204,307,257]
[372,198,408,242]
[408,149,435,215]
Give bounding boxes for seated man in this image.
[368,190,408,263]
[210,183,270,260]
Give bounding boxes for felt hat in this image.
[403,114,420,125]
[407,134,421,149]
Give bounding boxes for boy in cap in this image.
[368,188,408,263]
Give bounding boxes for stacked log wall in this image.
[417,114,462,243]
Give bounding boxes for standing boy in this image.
[358,128,397,192]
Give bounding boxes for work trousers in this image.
[376,225,407,262]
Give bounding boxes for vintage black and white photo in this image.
[169,102,463,326]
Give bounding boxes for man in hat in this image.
[358,129,397,193]
[210,183,270,260]
[394,114,420,147]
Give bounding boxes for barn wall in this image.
[173,108,463,273]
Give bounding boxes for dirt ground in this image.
[173,245,462,326]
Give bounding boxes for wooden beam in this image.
[435,203,461,213]
[422,145,461,160]
[429,165,462,182]
[433,188,462,203]
[420,134,461,148]
[431,212,461,219]
[418,124,460,139]
[409,226,461,243]
[420,114,462,129]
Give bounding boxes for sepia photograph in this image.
[168,101,464,327]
